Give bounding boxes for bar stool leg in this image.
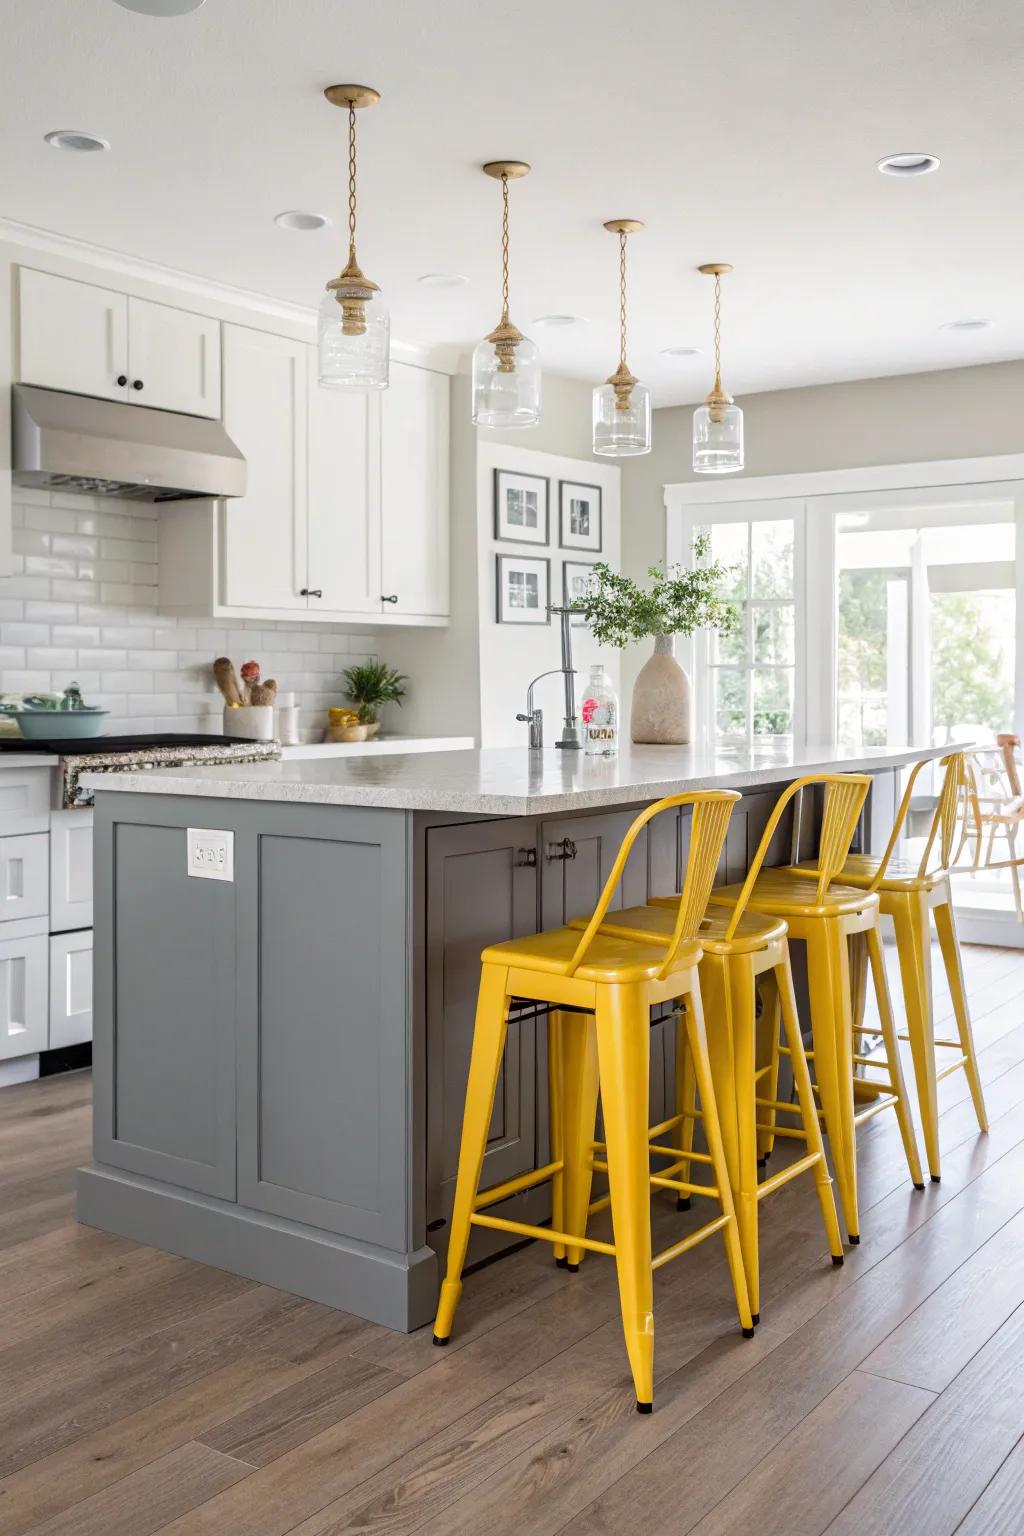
[433,963,511,1344]
[849,931,869,1034]
[559,1009,600,1269]
[865,920,925,1189]
[547,1011,566,1264]
[891,893,941,1181]
[672,1001,697,1211]
[775,951,845,1264]
[755,969,781,1162]
[933,894,988,1133]
[594,986,656,1411]
[727,958,761,1322]
[684,981,755,1338]
[805,927,860,1243]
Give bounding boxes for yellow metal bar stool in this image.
[699,775,923,1247]
[803,752,987,1182]
[433,791,755,1414]
[567,821,846,1326]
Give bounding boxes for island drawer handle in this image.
[382,593,399,604]
[300,588,323,598]
[546,837,577,862]
[516,847,538,868]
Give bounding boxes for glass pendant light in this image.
[472,161,540,428]
[692,262,743,473]
[318,84,389,390]
[592,219,651,456]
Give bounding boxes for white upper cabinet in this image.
[220,324,308,612]
[307,357,382,616]
[126,297,221,417]
[19,268,129,403]
[17,268,222,418]
[381,363,450,619]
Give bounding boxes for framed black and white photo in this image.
[563,559,597,625]
[493,469,549,546]
[559,480,602,551]
[496,553,550,624]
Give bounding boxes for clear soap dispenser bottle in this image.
[582,664,619,757]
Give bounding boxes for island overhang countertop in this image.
[81,740,956,817]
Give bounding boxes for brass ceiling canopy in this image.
[482,160,531,180]
[604,219,645,235]
[324,84,382,336]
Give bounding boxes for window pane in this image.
[714,668,747,740]
[752,520,794,599]
[713,604,747,664]
[836,566,908,749]
[708,522,748,602]
[752,668,793,738]
[930,589,1014,736]
[753,604,794,664]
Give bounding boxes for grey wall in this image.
[619,360,1024,699]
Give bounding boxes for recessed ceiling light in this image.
[274,210,330,232]
[877,151,940,177]
[532,314,588,328]
[661,345,703,358]
[417,272,469,289]
[113,0,207,14]
[44,129,110,153]
[940,317,995,332]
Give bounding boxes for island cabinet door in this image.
[424,819,539,1256]
[92,803,237,1200]
[235,805,412,1254]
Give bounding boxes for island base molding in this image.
[77,1163,439,1331]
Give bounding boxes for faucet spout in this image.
[518,668,569,750]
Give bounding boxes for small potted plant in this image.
[342,660,408,737]
[569,533,737,744]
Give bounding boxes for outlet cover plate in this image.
[187,826,234,882]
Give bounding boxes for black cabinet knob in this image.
[300,588,323,599]
[515,847,538,868]
[132,379,144,390]
[116,374,128,387]
[381,593,399,604]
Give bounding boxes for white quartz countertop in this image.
[82,740,957,817]
[279,734,473,760]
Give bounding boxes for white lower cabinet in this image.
[50,809,94,933]
[0,926,49,1061]
[49,930,93,1050]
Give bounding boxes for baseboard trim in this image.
[77,1162,438,1332]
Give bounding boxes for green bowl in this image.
[14,709,109,740]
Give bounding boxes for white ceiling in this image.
[2,0,1023,406]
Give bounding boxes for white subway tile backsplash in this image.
[0,494,392,736]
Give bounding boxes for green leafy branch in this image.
[570,532,739,649]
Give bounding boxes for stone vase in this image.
[630,634,691,745]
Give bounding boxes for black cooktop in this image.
[0,733,255,756]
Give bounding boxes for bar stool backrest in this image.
[567,789,740,979]
[721,773,872,941]
[867,751,969,888]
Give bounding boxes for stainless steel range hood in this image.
[12,385,246,502]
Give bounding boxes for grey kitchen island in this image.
[78,741,946,1330]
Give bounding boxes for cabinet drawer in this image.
[0,833,49,924]
[49,929,93,1050]
[50,809,93,932]
[0,926,48,1060]
[0,767,53,835]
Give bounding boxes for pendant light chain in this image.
[347,103,358,259]
[618,230,628,369]
[500,173,511,324]
[713,270,722,390]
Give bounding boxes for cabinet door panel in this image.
[0,928,48,1060]
[381,363,449,618]
[540,810,649,928]
[220,325,308,611]
[127,297,221,418]
[0,833,49,925]
[50,809,93,933]
[307,360,382,615]
[18,268,128,402]
[426,820,538,1244]
[49,929,93,1049]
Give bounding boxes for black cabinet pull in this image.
[515,847,537,868]
[132,378,144,391]
[116,374,128,387]
[300,587,323,598]
[546,837,577,862]
[381,593,399,604]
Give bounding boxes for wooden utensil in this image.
[213,657,244,706]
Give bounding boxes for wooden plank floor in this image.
[2,939,1024,1535]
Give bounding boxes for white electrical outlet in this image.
[187,827,234,882]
